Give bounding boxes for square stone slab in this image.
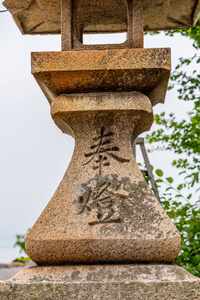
[1,264,200,299]
[31,48,171,106]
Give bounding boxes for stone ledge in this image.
[31,48,171,106]
[1,264,200,299]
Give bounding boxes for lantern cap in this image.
[3,0,200,35]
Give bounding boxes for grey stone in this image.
[1,264,200,299]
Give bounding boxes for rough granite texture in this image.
[3,0,200,35]
[31,48,171,106]
[61,0,144,50]
[25,92,181,265]
[1,264,200,299]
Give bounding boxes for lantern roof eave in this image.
[3,0,200,35]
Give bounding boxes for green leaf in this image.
[182,251,189,259]
[16,257,31,262]
[166,177,173,183]
[166,187,173,191]
[155,179,163,183]
[177,184,183,191]
[191,256,200,265]
[156,169,163,177]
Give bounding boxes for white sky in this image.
[0,1,197,261]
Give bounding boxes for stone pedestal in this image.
[1,264,200,299]
[25,91,180,265]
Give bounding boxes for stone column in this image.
[25,92,180,265]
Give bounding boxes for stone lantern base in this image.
[1,264,200,299]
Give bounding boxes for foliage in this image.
[14,229,30,258]
[145,18,200,49]
[147,54,200,197]
[15,256,31,262]
[144,19,200,277]
[146,20,200,200]
[164,19,200,49]
[153,169,200,277]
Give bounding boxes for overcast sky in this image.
[0,1,197,261]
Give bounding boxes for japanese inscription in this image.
[74,174,137,226]
[83,126,130,174]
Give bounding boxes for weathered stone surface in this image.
[1,264,200,299]
[3,0,200,35]
[61,0,144,50]
[25,92,180,265]
[31,48,171,106]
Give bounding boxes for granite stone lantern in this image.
[1,0,200,299]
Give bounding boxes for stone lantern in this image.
[1,0,200,299]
